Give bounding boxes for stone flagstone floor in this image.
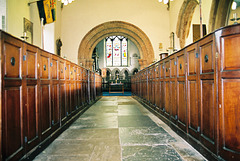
[34,96,207,161]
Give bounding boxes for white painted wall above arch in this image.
[60,0,171,64]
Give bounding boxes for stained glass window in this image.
[106,36,128,67]
[113,37,121,66]
[106,38,112,66]
[122,38,128,66]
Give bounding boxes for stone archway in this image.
[176,0,233,48]
[208,0,233,32]
[78,21,154,70]
[120,68,131,76]
[176,0,198,48]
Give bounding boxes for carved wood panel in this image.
[3,87,24,160]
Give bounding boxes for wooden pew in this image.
[0,30,102,161]
[131,24,240,161]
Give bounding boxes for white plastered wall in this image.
[60,0,171,63]
[5,0,62,54]
[7,0,30,39]
[0,0,6,31]
[4,0,215,58]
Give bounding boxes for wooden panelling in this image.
[155,64,160,78]
[170,57,176,78]
[199,34,217,153]
[160,80,165,111]
[2,34,24,161]
[200,80,215,150]
[51,84,59,126]
[76,67,81,108]
[70,63,74,80]
[187,44,200,139]
[140,73,144,98]
[188,81,199,137]
[51,56,58,80]
[177,51,187,131]
[26,49,37,78]
[155,78,160,108]
[188,50,197,75]
[155,65,160,109]
[65,61,70,80]
[82,69,88,104]
[164,81,170,116]
[40,85,51,137]
[60,84,67,121]
[160,62,164,78]
[2,87,24,161]
[40,53,49,79]
[170,55,177,122]
[0,30,102,161]
[25,86,39,151]
[71,83,76,112]
[165,60,170,78]
[170,81,177,121]
[22,43,40,155]
[79,67,83,106]
[177,53,185,77]
[219,80,240,159]
[222,34,240,71]
[51,55,59,128]
[81,69,85,105]
[177,81,187,131]
[39,50,52,140]
[131,24,240,161]
[4,42,21,78]
[149,67,154,105]
[219,25,240,160]
[65,83,71,115]
[200,41,214,73]
[59,60,65,80]
[70,63,76,112]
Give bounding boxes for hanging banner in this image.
[102,68,106,78]
[37,0,56,25]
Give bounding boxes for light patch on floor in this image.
[34,96,207,161]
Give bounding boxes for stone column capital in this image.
[138,59,147,70]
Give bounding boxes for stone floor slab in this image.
[119,127,176,145]
[118,115,158,127]
[57,128,119,140]
[122,145,183,161]
[34,96,207,161]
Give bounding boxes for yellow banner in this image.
[50,0,56,9]
[43,0,53,24]
[50,0,56,21]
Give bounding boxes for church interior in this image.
[0,0,240,160]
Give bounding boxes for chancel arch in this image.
[78,21,154,70]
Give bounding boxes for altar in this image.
[109,83,124,94]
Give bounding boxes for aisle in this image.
[34,96,206,161]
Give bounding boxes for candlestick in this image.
[234,13,237,20]
[230,13,240,24]
[21,32,28,41]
